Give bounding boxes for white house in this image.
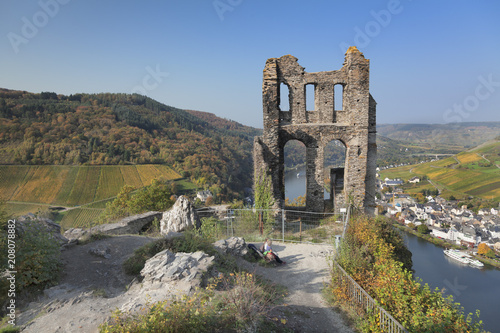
[408,176,421,184]
[488,225,500,239]
[478,208,489,216]
[196,190,213,202]
[455,226,481,247]
[432,228,454,241]
[410,204,425,215]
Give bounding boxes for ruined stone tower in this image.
[253,47,377,213]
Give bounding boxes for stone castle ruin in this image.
[253,47,377,213]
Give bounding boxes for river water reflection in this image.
[285,166,330,202]
[405,232,500,332]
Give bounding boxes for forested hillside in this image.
[0,89,260,200]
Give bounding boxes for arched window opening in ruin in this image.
[306,84,315,111]
[279,82,290,111]
[324,139,346,211]
[334,84,344,111]
[284,140,306,207]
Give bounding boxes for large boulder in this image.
[121,250,214,313]
[213,237,248,256]
[160,196,200,235]
[140,250,213,285]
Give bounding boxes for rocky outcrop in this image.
[141,250,213,285]
[63,228,89,242]
[120,249,214,313]
[213,237,248,257]
[160,196,200,235]
[88,211,162,236]
[17,217,69,246]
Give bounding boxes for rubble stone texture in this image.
[89,211,162,236]
[253,47,377,213]
[160,195,201,235]
[213,237,248,256]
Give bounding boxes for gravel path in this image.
[239,242,354,332]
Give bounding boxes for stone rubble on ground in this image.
[213,237,248,256]
[309,249,334,257]
[88,245,111,259]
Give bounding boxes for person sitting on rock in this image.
[261,238,285,264]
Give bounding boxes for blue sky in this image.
[1,0,499,128]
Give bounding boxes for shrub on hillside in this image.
[198,217,225,242]
[100,271,279,333]
[330,214,484,333]
[15,222,62,291]
[100,180,174,222]
[0,217,62,317]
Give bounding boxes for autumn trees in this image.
[0,89,259,202]
[477,243,496,258]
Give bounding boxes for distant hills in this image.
[376,122,500,167]
[1,88,498,199]
[377,122,500,148]
[0,88,259,201]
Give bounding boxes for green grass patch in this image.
[174,178,197,193]
[379,165,414,181]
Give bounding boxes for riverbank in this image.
[405,232,500,333]
[284,163,306,173]
[391,222,500,269]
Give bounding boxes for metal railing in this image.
[330,259,409,333]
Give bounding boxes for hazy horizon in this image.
[1,1,499,128]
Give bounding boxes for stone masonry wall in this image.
[254,47,377,213]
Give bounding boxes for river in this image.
[405,232,500,332]
[285,171,500,332]
[285,166,330,202]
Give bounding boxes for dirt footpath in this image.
[239,242,354,333]
[18,235,159,333]
[18,237,354,332]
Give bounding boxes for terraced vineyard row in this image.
[381,141,500,200]
[59,208,104,230]
[0,164,182,207]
